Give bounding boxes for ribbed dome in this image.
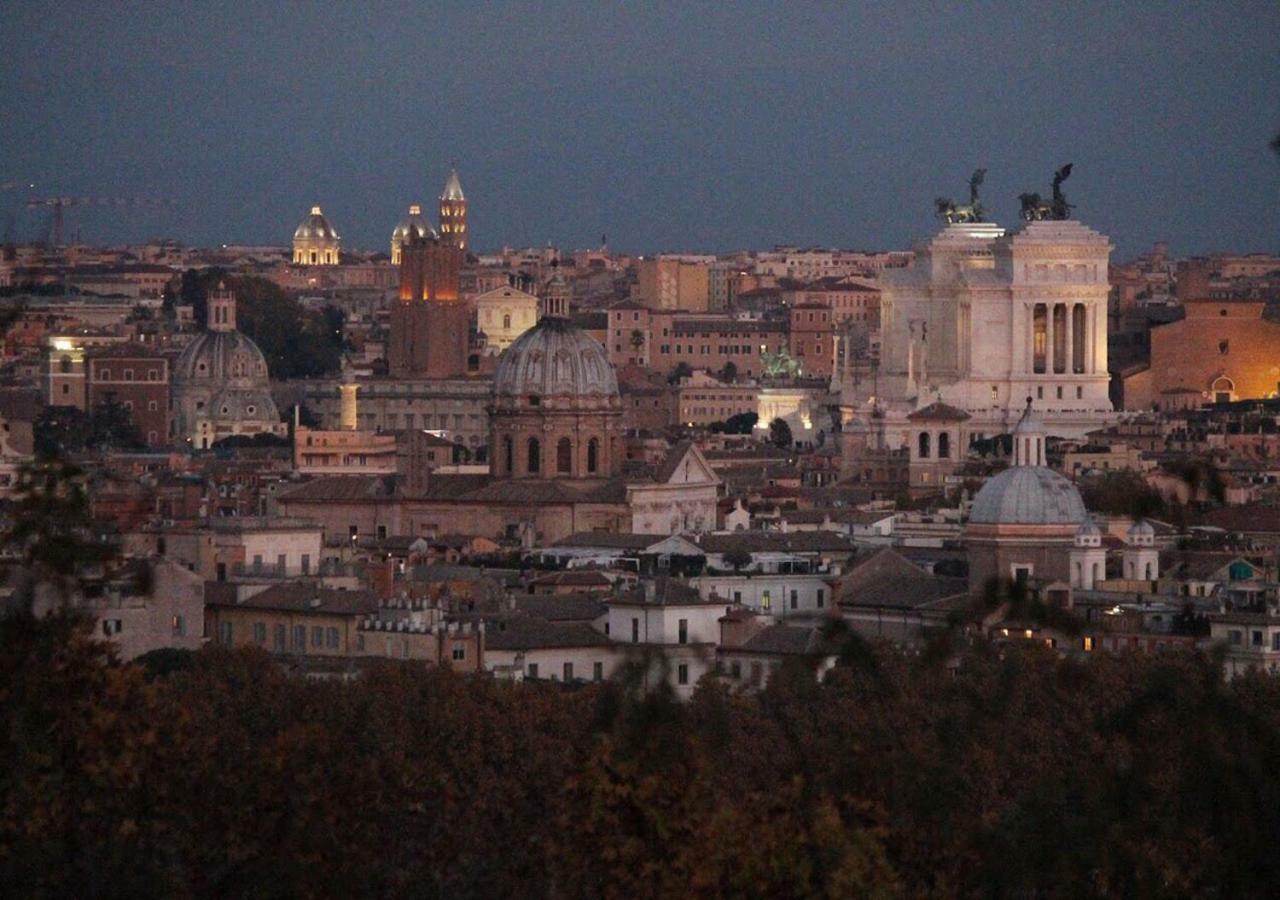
[294,206,340,241]
[969,466,1087,526]
[392,204,436,243]
[492,317,618,399]
[175,330,271,383]
[1075,516,1102,546]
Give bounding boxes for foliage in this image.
[1078,469,1166,519]
[179,269,343,378]
[723,548,754,572]
[709,411,758,435]
[34,400,146,457]
[8,614,1280,896]
[717,360,738,383]
[666,361,693,384]
[769,416,794,448]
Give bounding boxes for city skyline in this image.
[2,2,1278,258]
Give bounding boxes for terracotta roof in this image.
[484,618,612,651]
[515,594,608,622]
[277,475,398,503]
[839,547,968,610]
[652,440,695,483]
[612,576,714,606]
[735,623,839,656]
[907,401,971,422]
[206,582,379,616]
[1198,505,1280,535]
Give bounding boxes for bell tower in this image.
[439,164,467,252]
[207,282,236,332]
[389,234,469,378]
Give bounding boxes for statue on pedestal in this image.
[935,168,987,224]
[1019,163,1074,221]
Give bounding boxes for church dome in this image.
[1075,516,1102,546]
[492,317,618,400]
[174,329,272,384]
[392,204,436,243]
[969,466,1087,526]
[294,206,340,242]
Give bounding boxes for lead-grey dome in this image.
[492,317,618,399]
[969,466,1087,526]
[174,330,271,383]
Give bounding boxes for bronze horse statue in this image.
[936,168,987,224]
[1020,164,1074,221]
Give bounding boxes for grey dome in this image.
[492,317,618,399]
[294,206,340,241]
[1075,516,1102,546]
[174,330,271,383]
[969,466,1087,526]
[1128,519,1155,538]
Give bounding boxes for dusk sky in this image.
[3,2,1278,259]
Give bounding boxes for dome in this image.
[969,466,1087,526]
[392,204,437,243]
[174,330,272,383]
[294,206,340,242]
[1127,519,1155,545]
[492,317,618,400]
[1075,516,1102,546]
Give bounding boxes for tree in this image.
[722,411,758,434]
[630,329,645,352]
[723,548,754,573]
[717,361,738,383]
[667,362,693,384]
[769,417,794,449]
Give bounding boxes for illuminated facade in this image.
[292,206,341,265]
[439,165,467,251]
[388,235,470,378]
[474,285,539,351]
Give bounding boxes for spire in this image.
[1012,397,1045,467]
[440,164,465,202]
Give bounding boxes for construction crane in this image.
[24,195,176,247]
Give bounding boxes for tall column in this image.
[1026,304,1035,373]
[1045,304,1055,375]
[1063,302,1074,376]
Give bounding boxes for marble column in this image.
[1063,302,1074,375]
[1045,303,1055,374]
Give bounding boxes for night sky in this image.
[3,2,1278,259]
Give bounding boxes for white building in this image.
[840,219,1115,448]
[474,285,540,352]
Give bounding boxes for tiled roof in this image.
[516,594,608,622]
[484,618,612,651]
[612,576,714,606]
[277,475,398,503]
[907,401,971,422]
[206,582,379,616]
[839,547,968,610]
[736,623,838,656]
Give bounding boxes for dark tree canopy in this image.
[769,416,794,448]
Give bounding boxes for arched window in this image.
[59,356,72,373]
[556,437,572,474]
[1145,562,1153,580]
[527,438,541,474]
[1093,562,1102,584]
[938,432,950,459]
[918,432,930,459]
[503,436,513,475]
[587,438,599,474]
[503,314,511,330]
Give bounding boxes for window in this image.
[293,625,306,651]
[1229,630,1242,646]
[273,624,285,650]
[101,368,111,380]
[102,619,123,636]
[790,590,798,610]
[817,588,825,608]
[1083,636,1093,652]
[1253,630,1264,647]
[60,356,72,373]
[587,438,599,474]
[221,622,233,645]
[252,554,263,573]
[453,642,466,661]
[761,590,771,611]
[677,664,689,686]
[313,626,324,647]
[1272,633,1280,652]
[678,618,688,644]
[327,628,339,649]
[527,663,539,678]
[253,622,266,644]
[938,432,950,459]
[171,615,185,636]
[301,554,311,575]
[563,662,574,681]
[631,617,640,643]
[730,660,741,679]
[556,437,572,474]
[593,661,603,682]
[503,436,514,474]
[750,662,763,686]
[278,554,288,574]
[917,432,930,459]
[527,437,541,474]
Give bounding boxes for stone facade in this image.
[389,236,469,379]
